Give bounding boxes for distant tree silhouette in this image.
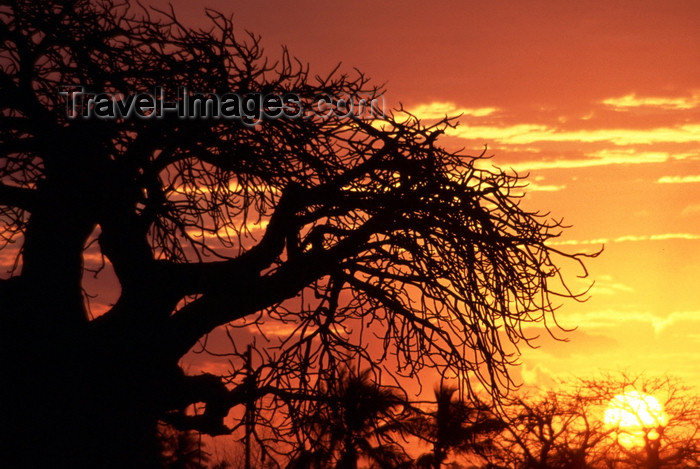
[287,366,411,469]
[492,390,608,469]
[489,374,700,469]
[157,423,210,469]
[1,0,593,466]
[409,385,505,469]
[578,374,700,469]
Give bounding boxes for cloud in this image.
[185,220,269,240]
[448,124,700,146]
[246,321,299,339]
[653,311,700,335]
[390,102,700,175]
[647,233,700,241]
[557,309,700,336]
[557,309,638,330]
[656,175,700,184]
[403,101,499,119]
[547,238,609,246]
[86,301,112,319]
[0,246,21,277]
[592,274,634,296]
[601,92,700,111]
[516,360,559,388]
[501,149,684,172]
[548,233,700,246]
[680,204,700,217]
[524,182,567,192]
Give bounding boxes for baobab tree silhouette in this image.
[0,1,594,466]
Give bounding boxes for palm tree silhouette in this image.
[412,385,505,469]
[289,366,411,469]
[158,424,210,469]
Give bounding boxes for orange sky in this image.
[76,1,700,392]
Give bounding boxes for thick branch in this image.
[164,373,246,436]
[165,214,385,358]
[155,183,304,297]
[0,183,38,211]
[163,372,335,436]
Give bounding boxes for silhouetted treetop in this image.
[0,1,595,466]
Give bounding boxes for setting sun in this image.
[604,391,668,448]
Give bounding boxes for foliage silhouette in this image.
[408,385,505,469]
[158,423,210,469]
[1,0,592,466]
[286,366,411,469]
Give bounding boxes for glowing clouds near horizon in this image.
[604,391,668,448]
[601,92,700,111]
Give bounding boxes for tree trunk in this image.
[4,306,173,468]
[337,437,358,469]
[432,445,445,469]
[644,439,661,469]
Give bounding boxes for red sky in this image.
[75,1,700,392]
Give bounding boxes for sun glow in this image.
[604,391,668,448]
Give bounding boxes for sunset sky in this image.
[141,1,700,391]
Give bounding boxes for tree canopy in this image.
[0,0,593,466]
